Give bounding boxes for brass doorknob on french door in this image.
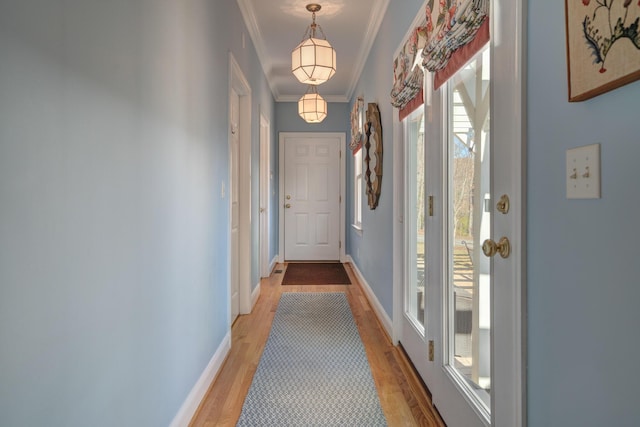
[285,204,291,209]
[482,236,511,258]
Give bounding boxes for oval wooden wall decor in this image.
[364,103,382,210]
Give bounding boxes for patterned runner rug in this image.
[236,292,387,426]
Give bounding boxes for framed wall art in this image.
[565,0,640,101]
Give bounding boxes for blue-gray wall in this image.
[347,0,425,318]
[275,102,350,134]
[0,1,273,426]
[528,0,640,425]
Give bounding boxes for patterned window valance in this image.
[350,97,364,153]
[421,0,490,90]
[390,26,428,115]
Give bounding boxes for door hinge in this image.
[428,340,434,362]
[339,241,342,249]
[339,195,342,203]
[428,196,434,217]
[340,150,342,159]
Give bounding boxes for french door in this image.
[398,1,525,425]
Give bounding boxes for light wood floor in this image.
[189,263,446,427]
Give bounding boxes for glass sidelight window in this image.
[445,47,491,410]
[405,108,426,330]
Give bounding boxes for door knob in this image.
[482,236,511,258]
[285,204,291,209]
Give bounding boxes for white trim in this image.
[259,112,271,278]
[229,52,253,317]
[490,0,527,425]
[278,132,346,263]
[346,256,393,338]
[251,281,261,310]
[236,0,280,100]
[392,104,404,345]
[169,332,231,427]
[269,255,278,275]
[345,0,391,101]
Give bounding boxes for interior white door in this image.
[229,88,240,323]
[282,134,341,261]
[259,114,270,277]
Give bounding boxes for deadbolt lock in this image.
[496,194,510,214]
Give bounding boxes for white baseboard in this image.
[251,281,261,309]
[169,332,231,427]
[345,256,393,339]
[269,255,278,273]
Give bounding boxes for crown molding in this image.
[345,0,390,101]
[236,0,281,100]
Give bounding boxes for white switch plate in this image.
[566,143,600,199]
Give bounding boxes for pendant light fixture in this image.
[298,85,327,123]
[291,4,336,86]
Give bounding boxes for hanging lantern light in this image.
[298,85,327,123]
[291,4,336,85]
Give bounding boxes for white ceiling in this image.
[237,0,390,102]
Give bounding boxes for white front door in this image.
[280,133,342,261]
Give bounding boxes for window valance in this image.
[421,0,490,89]
[390,26,428,117]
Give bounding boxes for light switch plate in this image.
[566,143,600,199]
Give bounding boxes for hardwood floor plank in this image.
[189,263,445,427]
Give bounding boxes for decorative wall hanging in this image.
[565,0,640,101]
[350,96,364,153]
[363,103,383,210]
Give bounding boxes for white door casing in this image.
[279,133,346,262]
[229,87,240,323]
[259,112,271,277]
[228,53,252,325]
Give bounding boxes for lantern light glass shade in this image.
[298,86,327,123]
[292,37,336,85]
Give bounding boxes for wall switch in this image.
[566,143,600,199]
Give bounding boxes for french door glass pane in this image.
[406,109,426,329]
[446,48,491,409]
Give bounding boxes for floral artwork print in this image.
[566,0,640,100]
[581,0,640,73]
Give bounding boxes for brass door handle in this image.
[482,237,511,258]
[285,204,291,209]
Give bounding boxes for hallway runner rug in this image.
[236,292,387,426]
[281,262,351,285]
